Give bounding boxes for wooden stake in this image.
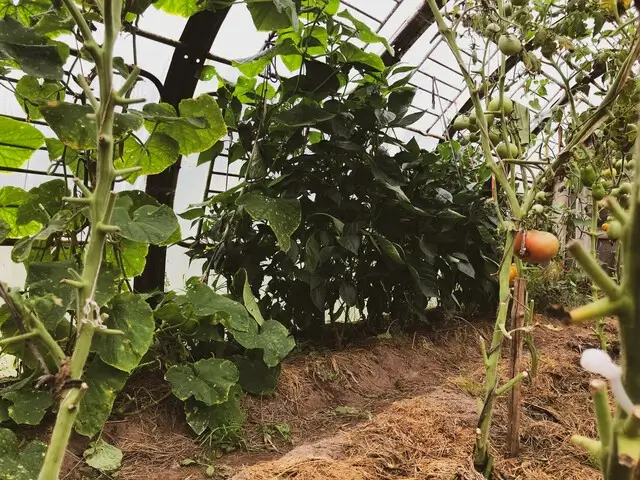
[507,277,527,457]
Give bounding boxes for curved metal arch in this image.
[134,7,231,293]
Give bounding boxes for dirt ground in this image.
[58,314,611,479]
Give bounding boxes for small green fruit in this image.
[607,221,623,240]
[469,132,480,142]
[611,187,621,198]
[531,204,544,214]
[591,183,606,201]
[620,182,632,195]
[488,97,514,116]
[485,22,501,36]
[496,142,519,159]
[535,191,546,202]
[602,179,613,189]
[489,130,501,144]
[468,112,478,125]
[602,167,617,179]
[580,165,597,187]
[453,115,471,131]
[459,135,470,146]
[498,35,523,56]
[485,113,495,127]
[626,159,635,170]
[615,159,623,170]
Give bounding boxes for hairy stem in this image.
[38,0,123,478]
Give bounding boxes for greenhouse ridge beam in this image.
[381,3,435,66]
[135,7,230,294]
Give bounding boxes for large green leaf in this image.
[233,269,264,327]
[74,358,129,437]
[231,319,295,367]
[165,358,239,406]
[233,352,281,395]
[111,195,179,245]
[232,39,299,77]
[16,179,69,226]
[153,0,205,16]
[106,239,149,278]
[152,95,227,155]
[15,75,64,120]
[236,192,301,252]
[184,385,245,436]
[39,102,143,150]
[0,0,51,26]
[83,439,123,473]
[2,389,53,425]
[246,0,298,31]
[339,43,385,71]
[185,282,253,332]
[115,132,179,183]
[25,259,76,308]
[0,116,45,170]
[11,210,73,263]
[0,17,65,79]
[91,292,154,373]
[0,428,47,480]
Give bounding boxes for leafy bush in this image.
[186,10,502,340]
[526,260,591,309]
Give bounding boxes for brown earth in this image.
[59,314,611,479]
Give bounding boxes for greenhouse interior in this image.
[0,0,638,478]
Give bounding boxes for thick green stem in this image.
[38,1,123,478]
[591,198,607,350]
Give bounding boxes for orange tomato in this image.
[602,223,609,232]
[513,230,560,264]
[509,264,518,285]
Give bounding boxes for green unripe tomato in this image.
[615,159,623,170]
[531,204,544,214]
[607,221,623,240]
[498,34,523,56]
[485,22,501,36]
[591,182,606,201]
[489,130,501,144]
[469,132,480,142]
[485,113,495,127]
[468,112,477,125]
[580,165,597,187]
[459,135,470,146]
[453,115,471,131]
[488,97,514,116]
[611,187,621,198]
[535,191,547,202]
[602,167,617,179]
[620,182,632,195]
[626,159,635,170]
[601,179,613,189]
[496,142,519,159]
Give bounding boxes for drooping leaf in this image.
[83,439,123,473]
[339,282,357,307]
[115,132,179,183]
[165,358,239,406]
[74,358,129,437]
[0,428,47,480]
[230,319,295,367]
[233,268,264,326]
[185,282,253,332]
[16,179,69,226]
[11,210,73,263]
[372,234,404,264]
[337,10,393,54]
[272,103,335,127]
[232,352,281,395]
[39,102,143,150]
[184,385,245,436]
[3,389,52,425]
[152,95,227,155]
[0,116,45,170]
[111,196,179,245]
[246,0,298,31]
[91,292,155,373]
[339,43,385,71]
[236,192,301,252]
[232,39,299,77]
[15,75,65,120]
[0,17,65,79]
